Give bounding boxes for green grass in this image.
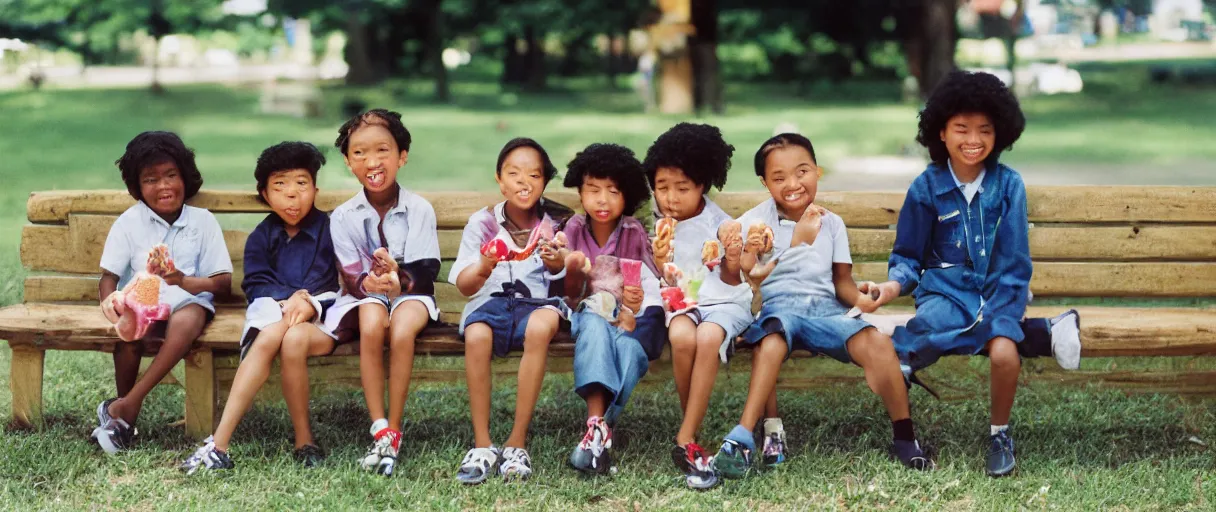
[3,66,1216,510]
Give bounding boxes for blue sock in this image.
[725,424,756,452]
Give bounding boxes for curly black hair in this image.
[115,131,203,202]
[753,132,817,177]
[253,141,327,204]
[334,108,412,155]
[563,143,651,217]
[917,70,1025,166]
[642,122,734,191]
[497,137,558,184]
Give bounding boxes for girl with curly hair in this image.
[867,70,1081,477]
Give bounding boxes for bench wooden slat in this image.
[29,187,1216,226]
[4,303,1214,357]
[23,217,1216,277]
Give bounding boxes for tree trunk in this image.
[150,36,163,94]
[421,0,449,102]
[919,0,958,97]
[523,25,546,92]
[344,14,377,86]
[689,0,722,114]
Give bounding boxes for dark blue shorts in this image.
[464,297,566,357]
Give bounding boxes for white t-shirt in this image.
[657,197,752,309]
[447,202,565,331]
[736,198,852,303]
[99,201,234,311]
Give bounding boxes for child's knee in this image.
[668,320,697,357]
[695,323,727,348]
[988,337,1020,368]
[758,333,788,357]
[525,309,560,339]
[464,324,493,356]
[280,328,312,362]
[848,328,896,361]
[358,305,388,334]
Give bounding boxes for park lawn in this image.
[0,348,1214,511]
[2,65,1216,510]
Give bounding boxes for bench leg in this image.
[10,345,45,429]
[183,348,216,440]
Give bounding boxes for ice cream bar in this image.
[620,258,642,287]
[661,286,688,311]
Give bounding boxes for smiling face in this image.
[760,145,820,219]
[496,146,546,213]
[343,124,407,194]
[940,112,995,173]
[652,166,705,221]
[138,160,186,219]
[261,169,317,230]
[579,176,626,228]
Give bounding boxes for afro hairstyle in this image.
[641,122,734,191]
[496,137,559,184]
[115,131,204,202]
[334,108,412,155]
[917,70,1026,166]
[563,143,651,217]
[753,132,818,178]
[253,141,327,204]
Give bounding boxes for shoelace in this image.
[579,418,601,448]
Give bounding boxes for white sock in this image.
[370,418,389,435]
[990,424,1009,436]
[763,417,784,437]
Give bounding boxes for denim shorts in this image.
[742,295,871,363]
[464,297,566,357]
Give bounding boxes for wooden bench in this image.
[2,187,1215,440]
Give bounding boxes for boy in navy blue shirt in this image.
[181,141,339,473]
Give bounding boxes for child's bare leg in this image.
[505,308,559,448]
[112,340,143,397]
[668,315,698,411]
[280,323,333,449]
[110,304,207,424]
[464,323,494,448]
[676,322,725,445]
[764,390,778,419]
[212,321,289,451]
[845,327,910,421]
[739,333,788,430]
[358,304,390,422]
[987,336,1020,425]
[584,386,609,418]
[387,301,429,429]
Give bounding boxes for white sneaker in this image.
[360,428,401,476]
[1050,309,1081,370]
[499,447,533,482]
[455,446,501,485]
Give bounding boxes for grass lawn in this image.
[2,64,1215,510]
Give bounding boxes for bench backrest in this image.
[20,187,1216,323]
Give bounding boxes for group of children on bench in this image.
[91,70,1081,487]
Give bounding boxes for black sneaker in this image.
[179,436,235,474]
[670,442,690,473]
[986,430,1016,477]
[891,439,934,470]
[293,444,326,468]
[91,417,135,455]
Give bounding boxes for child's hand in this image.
[792,205,826,247]
[161,270,185,288]
[101,290,125,324]
[372,247,399,275]
[280,290,315,326]
[565,251,588,277]
[617,305,637,333]
[748,258,777,284]
[478,251,499,276]
[621,285,644,314]
[718,221,743,265]
[539,232,567,272]
[867,280,901,308]
[744,224,772,255]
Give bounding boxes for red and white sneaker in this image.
[568,416,612,474]
[360,427,402,476]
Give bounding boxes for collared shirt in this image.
[241,208,340,304]
[562,215,663,312]
[948,160,987,204]
[737,198,852,304]
[330,186,441,298]
[99,200,233,310]
[652,196,751,309]
[447,200,571,331]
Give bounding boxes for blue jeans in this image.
[571,306,665,423]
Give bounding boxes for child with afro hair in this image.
[867,70,1081,477]
[641,123,757,489]
[550,143,667,475]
